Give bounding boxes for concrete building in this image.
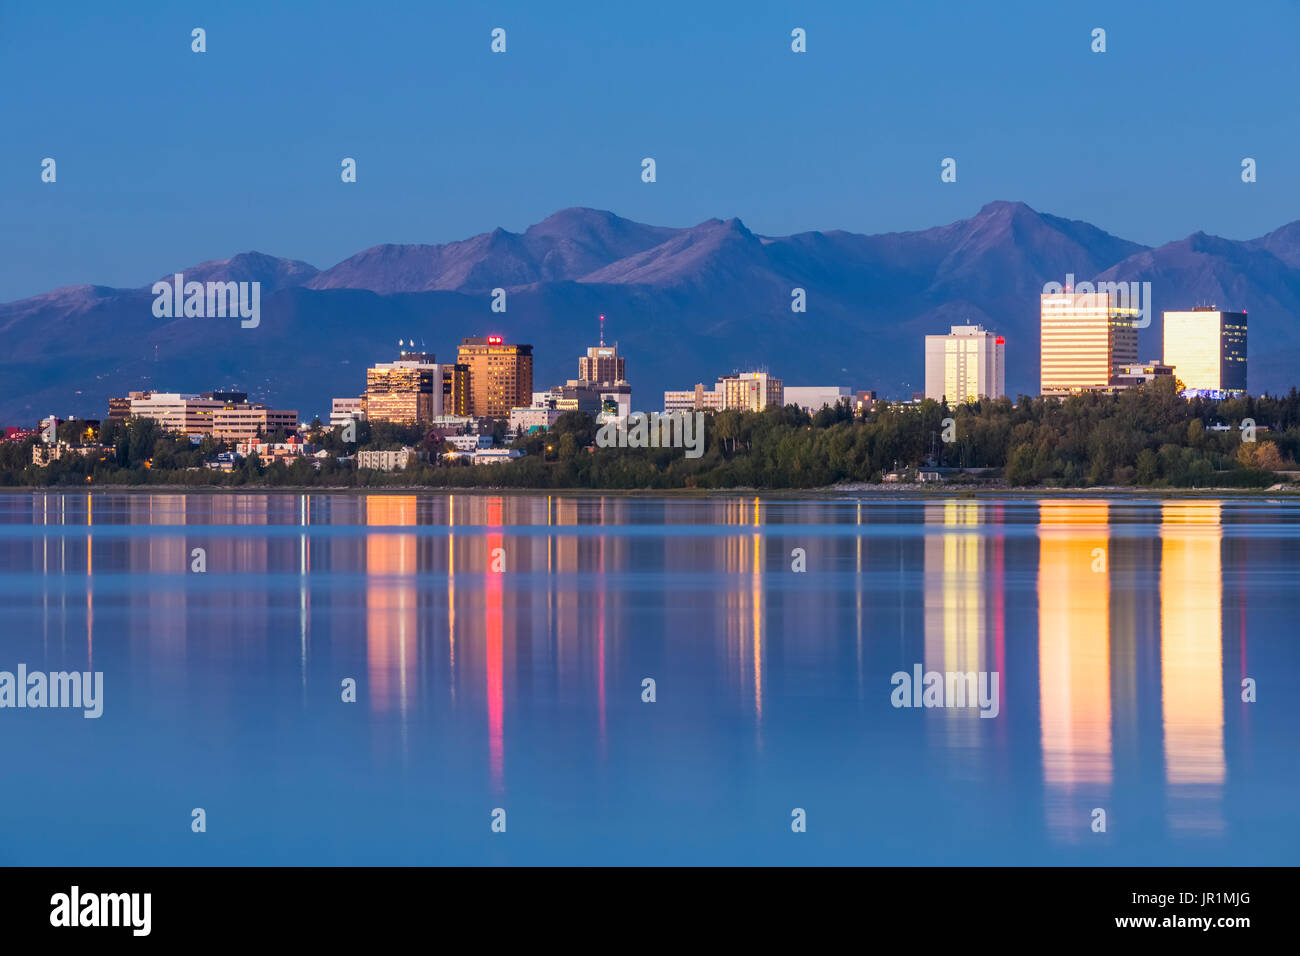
[1040,291,1140,395]
[443,447,523,465]
[456,337,533,419]
[213,405,297,441]
[234,439,318,462]
[32,443,110,466]
[364,351,443,424]
[509,405,565,433]
[924,325,1005,403]
[443,434,494,452]
[578,344,626,384]
[719,371,783,411]
[1113,361,1176,389]
[784,385,854,414]
[663,385,725,414]
[356,447,423,471]
[1163,308,1247,396]
[128,393,222,433]
[329,397,365,428]
[125,391,291,437]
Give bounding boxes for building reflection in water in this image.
[485,497,505,793]
[717,498,765,744]
[365,496,417,742]
[1159,501,1225,833]
[924,501,986,756]
[1037,501,1112,839]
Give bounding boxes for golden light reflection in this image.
[365,495,417,724]
[923,501,986,751]
[1038,501,1112,838]
[447,494,456,701]
[1160,501,1225,832]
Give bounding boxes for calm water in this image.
[0,492,1296,866]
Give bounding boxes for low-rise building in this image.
[1114,361,1176,389]
[664,384,725,414]
[213,405,297,441]
[356,447,422,471]
[509,406,565,433]
[329,397,366,428]
[234,439,318,462]
[784,386,853,415]
[32,443,111,466]
[205,452,239,472]
[443,447,523,465]
[443,434,495,452]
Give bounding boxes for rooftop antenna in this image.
[599,314,605,348]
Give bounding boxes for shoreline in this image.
[2,483,1296,499]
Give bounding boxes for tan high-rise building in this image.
[1040,292,1140,395]
[1162,309,1247,395]
[578,344,625,384]
[457,337,533,418]
[364,351,443,424]
[925,325,1006,403]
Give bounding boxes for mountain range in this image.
[3,201,1299,424]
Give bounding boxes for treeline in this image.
[495,380,1294,489]
[3,378,1297,489]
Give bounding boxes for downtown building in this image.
[456,337,533,419]
[122,391,296,438]
[364,350,443,424]
[924,325,1005,403]
[1163,308,1247,397]
[783,386,854,415]
[1040,291,1140,395]
[515,335,631,433]
[663,371,783,414]
[329,397,366,428]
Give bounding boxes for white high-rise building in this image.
[924,325,1006,403]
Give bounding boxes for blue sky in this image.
[3,0,1298,301]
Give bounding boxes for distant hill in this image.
[2,202,1297,424]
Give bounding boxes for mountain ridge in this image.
[3,202,1297,423]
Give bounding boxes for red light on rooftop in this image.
[487,335,503,345]
[996,336,1005,345]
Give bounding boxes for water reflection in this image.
[1160,501,1225,832]
[0,492,1267,863]
[1038,501,1112,838]
[924,501,988,755]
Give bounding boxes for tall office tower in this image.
[924,325,1006,403]
[578,344,626,384]
[1040,291,1141,395]
[364,350,443,424]
[719,371,783,411]
[578,316,627,383]
[442,364,471,416]
[456,337,534,418]
[1163,309,1247,396]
